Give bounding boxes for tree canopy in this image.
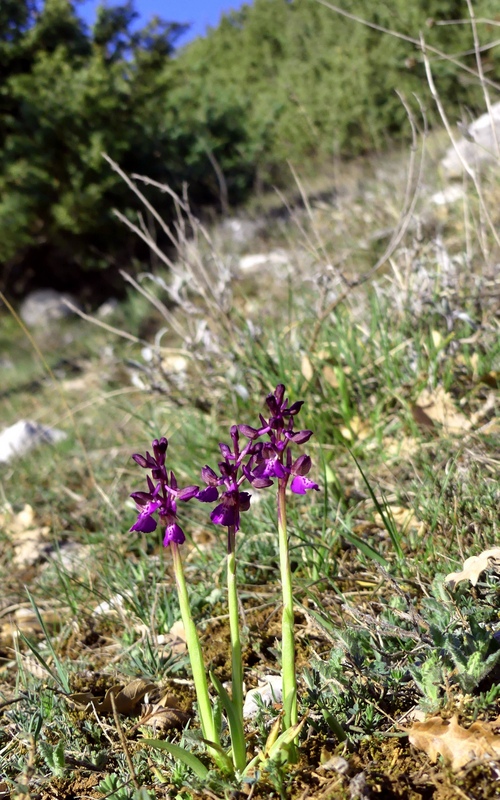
[1,0,498,299]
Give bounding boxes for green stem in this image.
[277,481,297,732]
[171,543,220,751]
[227,527,245,742]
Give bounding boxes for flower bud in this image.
[288,429,313,444]
[178,485,200,501]
[201,465,219,485]
[292,454,312,476]
[132,453,149,468]
[238,424,260,440]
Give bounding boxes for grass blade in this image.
[210,671,247,773]
[348,450,404,560]
[141,739,209,780]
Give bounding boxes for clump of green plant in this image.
[128,384,320,780]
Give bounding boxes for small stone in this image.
[441,102,500,177]
[243,675,283,719]
[19,289,80,327]
[0,420,67,464]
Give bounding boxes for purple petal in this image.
[288,429,313,444]
[219,443,232,459]
[250,476,274,488]
[274,384,285,405]
[130,514,158,533]
[197,486,219,503]
[290,475,319,495]
[211,503,236,527]
[287,400,304,416]
[163,523,186,546]
[132,453,149,468]
[130,491,153,506]
[177,484,199,501]
[254,457,286,479]
[238,424,260,440]
[239,492,251,512]
[201,465,219,485]
[152,438,168,465]
[292,454,312,476]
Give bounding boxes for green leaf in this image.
[339,524,389,567]
[348,451,403,559]
[25,588,71,693]
[210,671,247,773]
[140,739,209,780]
[266,717,307,762]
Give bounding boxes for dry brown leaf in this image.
[99,679,157,714]
[157,619,187,655]
[478,370,499,389]
[137,692,190,733]
[67,678,156,715]
[374,506,425,536]
[411,404,436,431]
[409,715,500,771]
[415,387,471,433]
[340,416,372,442]
[1,503,52,567]
[383,435,420,458]
[322,365,339,388]
[0,503,35,533]
[445,547,500,589]
[301,354,314,382]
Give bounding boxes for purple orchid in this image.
[129,437,198,547]
[196,427,257,533]
[210,489,252,529]
[196,384,319,538]
[239,384,318,496]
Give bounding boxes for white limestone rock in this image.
[19,289,80,327]
[0,420,67,464]
[441,102,500,177]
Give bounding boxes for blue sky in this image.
[78,0,246,45]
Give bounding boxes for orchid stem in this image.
[227,526,245,763]
[171,542,221,757]
[277,481,298,736]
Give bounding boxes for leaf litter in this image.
[445,547,500,589]
[408,715,500,772]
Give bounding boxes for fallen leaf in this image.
[445,547,500,588]
[301,354,314,382]
[1,503,52,567]
[67,678,156,716]
[136,692,190,733]
[431,330,443,349]
[383,435,420,458]
[374,506,425,536]
[157,619,187,655]
[411,404,436,431]
[415,387,471,433]
[409,715,500,771]
[98,679,157,714]
[340,416,372,442]
[322,365,339,388]
[478,371,499,389]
